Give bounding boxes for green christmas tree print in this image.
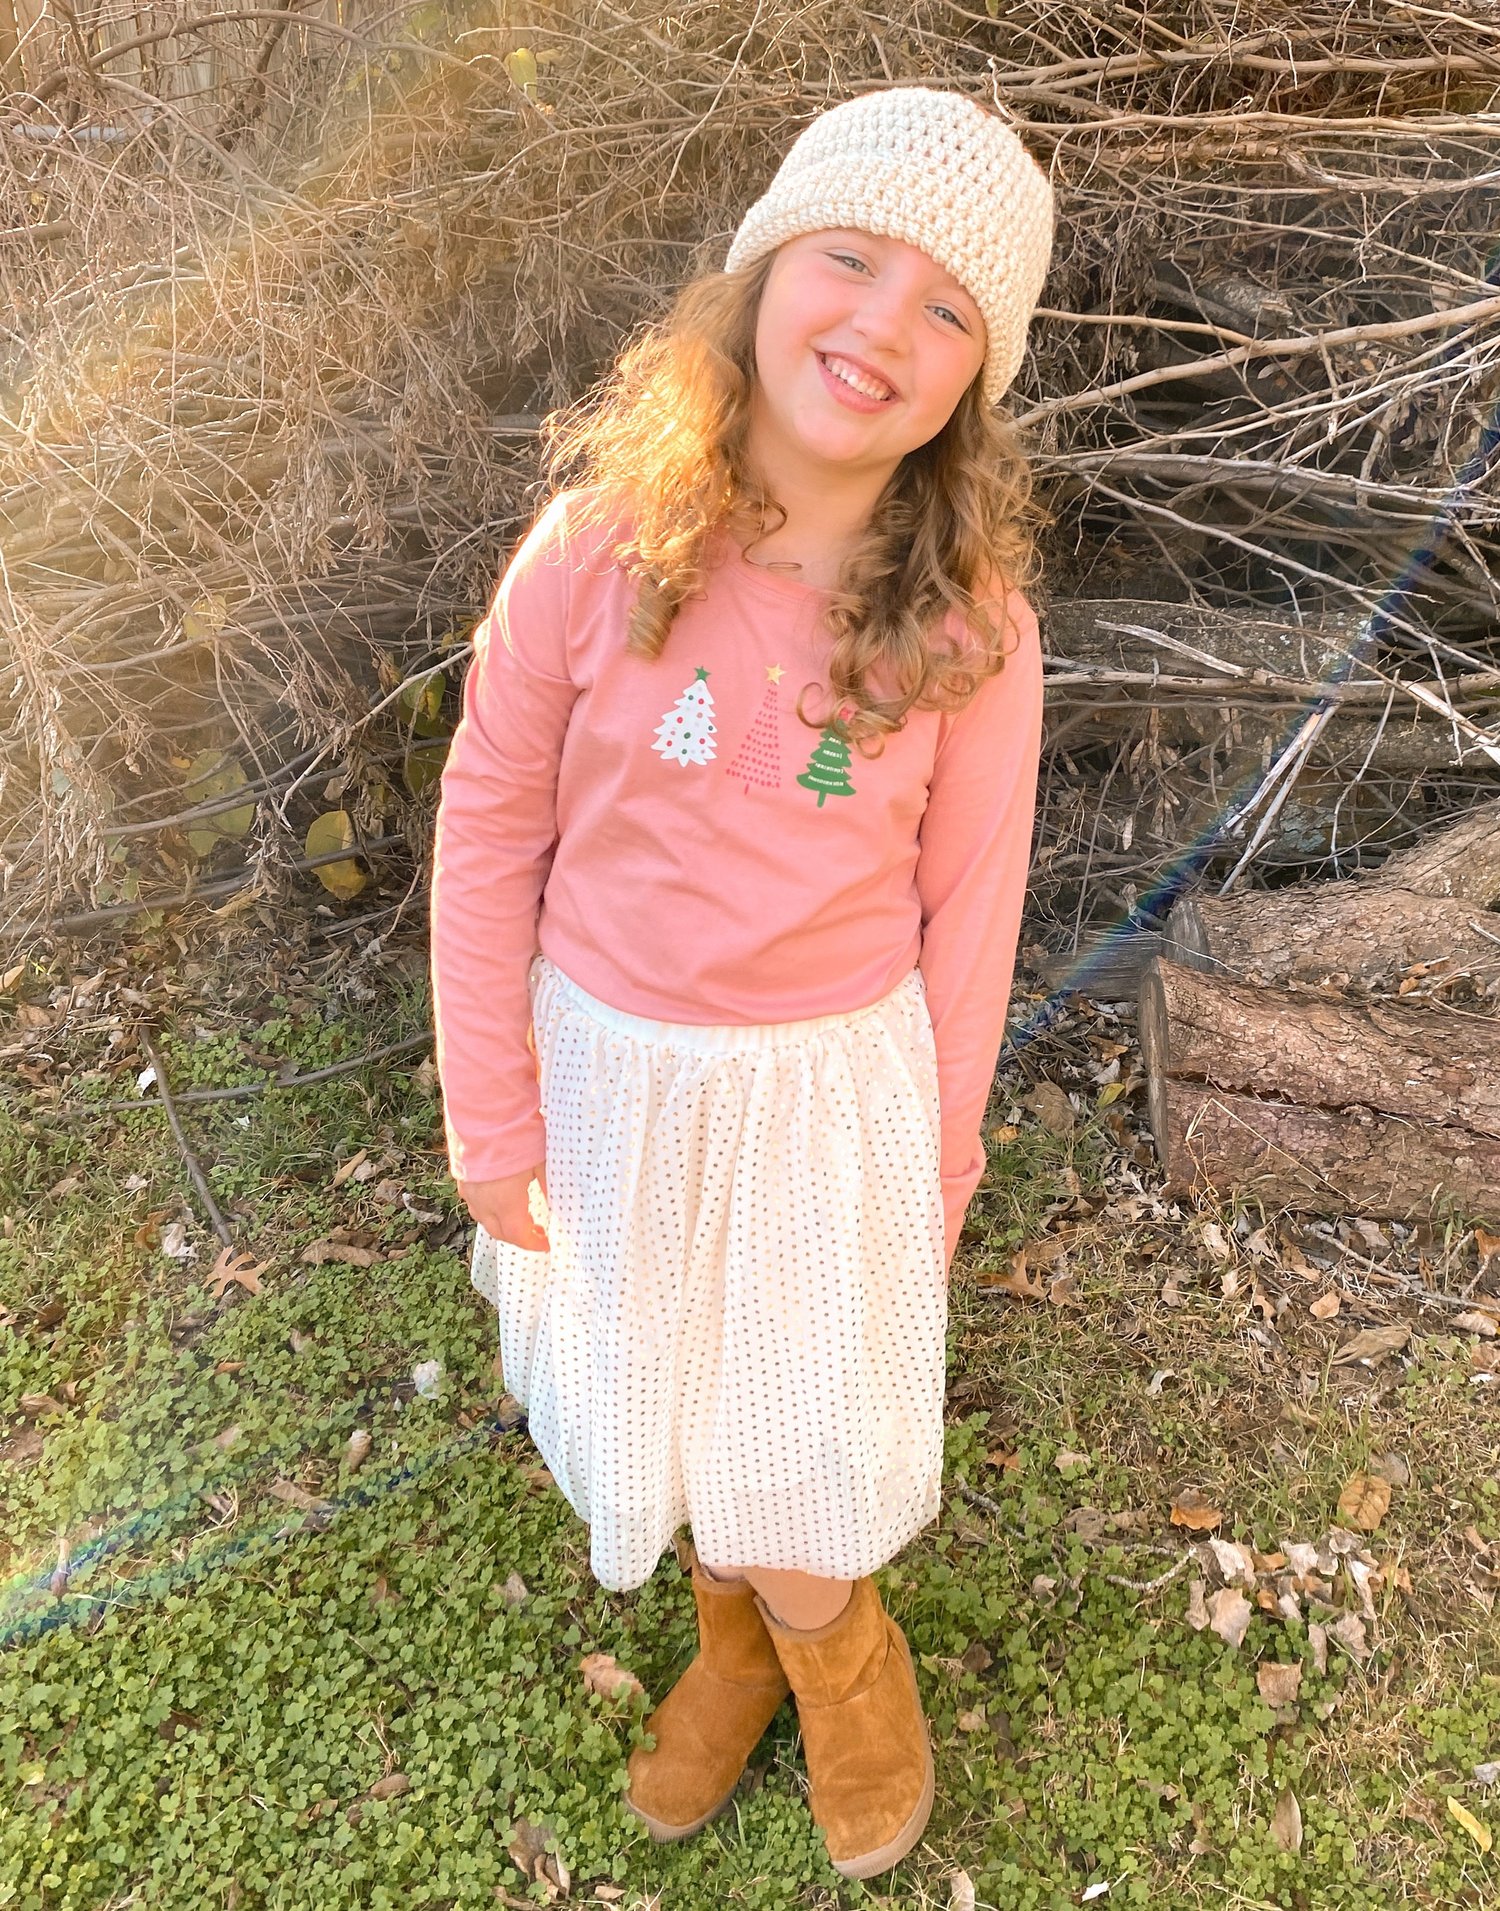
[796,718,856,807]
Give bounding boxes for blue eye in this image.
[829,253,968,331]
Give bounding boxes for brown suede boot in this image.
[757,1576,935,1880]
[623,1551,791,1840]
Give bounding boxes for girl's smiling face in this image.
[747,228,988,482]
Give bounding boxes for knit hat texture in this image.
[724,86,1054,406]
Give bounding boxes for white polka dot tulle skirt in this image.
[470,951,949,1593]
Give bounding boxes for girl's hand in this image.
[458,1165,550,1252]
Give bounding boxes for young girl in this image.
[430,86,1054,1882]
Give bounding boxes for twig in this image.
[138,1036,235,1247]
[1018,289,1500,428]
[0,834,410,944]
[1216,705,1337,895]
[50,1033,433,1118]
[1099,1554,1195,1595]
[1330,1234,1494,1313]
[951,1483,1197,1597]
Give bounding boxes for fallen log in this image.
[1045,598,1364,687]
[1044,598,1500,774]
[1145,1081,1500,1225]
[1164,797,1500,988]
[1164,887,1500,990]
[1042,798,1500,998]
[1138,955,1500,1223]
[1139,958,1500,1139]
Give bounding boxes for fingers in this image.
[530,1165,551,1249]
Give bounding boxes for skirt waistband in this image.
[532,953,926,1056]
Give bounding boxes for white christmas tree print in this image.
[724,662,784,793]
[652,665,718,766]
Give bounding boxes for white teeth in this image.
[822,355,893,401]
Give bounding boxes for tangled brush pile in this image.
[2,1,1498,941]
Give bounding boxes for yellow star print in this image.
[765,663,784,682]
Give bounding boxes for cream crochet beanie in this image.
[724,86,1054,407]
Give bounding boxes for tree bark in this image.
[1138,955,1500,1222]
[1162,797,1500,988]
[1138,957,1500,1137]
[1044,599,1500,774]
[1163,887,1500,989]
[1147,1079,1500,1225]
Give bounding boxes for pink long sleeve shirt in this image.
[430,488,1044,1269]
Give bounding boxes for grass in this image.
[1,923,1497,1909]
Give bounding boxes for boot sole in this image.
[828,1729,935,1881]
[622,1786,737,1843]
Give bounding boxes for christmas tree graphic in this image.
[724,663,784,793]
[652,665,718,766]
[796,711,857,808]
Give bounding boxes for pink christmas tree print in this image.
[724,662,785,794]
[651,665,717,766]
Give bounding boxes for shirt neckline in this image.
[711,527,838,608]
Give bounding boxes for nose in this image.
[847,277,917,361]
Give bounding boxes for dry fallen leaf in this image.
[1184,1578,1209,1630]
[369,1772,410,1801]
[507,1817,570,1897]
[1207,1538,1257,1588]
[1453,1309,1500,1338]
[332,1148,371,1187]
[1048,1271,1084,1309]
[1257,1662,1304,1707]
[1447,1795,1492,1853]
[1271,1786,1304,1853]
[977,1250,1046,1301]
[267,1477,329,1513]
[301,1239,381,1267]
[206,1246,267,1299]
[1206,1587,1252,1648]
[956,1708,987,1733]
[948,1870,977,1911]
[1020,1080,1076,1134]
[1475,1228,1500,1269]
[579,1652,645,1703]
[1331,1323,1411,1367]
[1309,1291,1342,1320]
[1337,1472,1392,1534]
[1170,1489,1224,1532]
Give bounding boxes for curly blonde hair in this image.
[539,243,1050,755]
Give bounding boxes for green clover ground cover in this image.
[1,942,1497,1909]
